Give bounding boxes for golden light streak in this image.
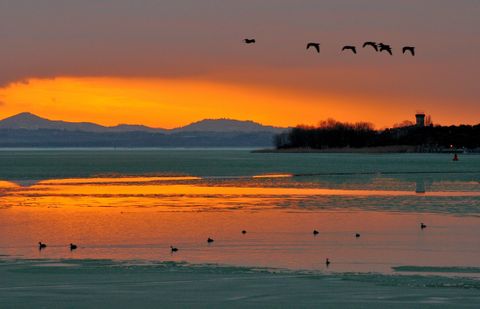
[0,77,415,128]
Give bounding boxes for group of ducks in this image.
[243,39,415,56]
[38,242,77,251]
[38,224,427,267]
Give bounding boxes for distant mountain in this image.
[107,124,162,133]
[0,112,166,133]
[0,112,288,148]
[172,119,285,133]
[0,112,102,132]
[0,113,285,134]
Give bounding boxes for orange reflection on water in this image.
[4,178,480,199]
[1,176,480,274]
[0,181,18,188]
[1,205,479,274]
[252,174,293,179]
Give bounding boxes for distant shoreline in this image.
[252,146,471,154]
[0,147,259,151]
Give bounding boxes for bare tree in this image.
[393,120,414,128]
[425,115,433,126]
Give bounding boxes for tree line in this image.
[274,119,480,150]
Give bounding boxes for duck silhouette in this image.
[342,46,357,54]
[313,230,319,235]
[70,243,77,251]
[306,42,320,53]
[241,230,247,234]
[379,43,393,55]
[420,223,427,229]
[207,237,214,243]
[243,39,256,44]
[355,233,360,238]
[38,242,47,250]
[402,46,415,56]
[170,246,178,252]
[362,41,378,51]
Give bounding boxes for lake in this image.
[1,150,479,307]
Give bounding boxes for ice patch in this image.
[32,262,78,268]
[338,272,480,289]
[3,258,480,290]
[2,258,480,307]
[393,266,480,274]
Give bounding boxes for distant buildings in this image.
[415,112,425,127]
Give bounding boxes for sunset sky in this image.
[0,1,478,128]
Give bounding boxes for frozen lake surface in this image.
[0,150,479,307]
[1,259,480,308]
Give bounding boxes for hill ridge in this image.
[0,112,286,133]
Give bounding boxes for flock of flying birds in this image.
[243,39,415,56]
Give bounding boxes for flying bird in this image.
[207,237,214,243]
[306,42,320,53]
[38,242,47,250]
[342,46,357,54]
[402,46,415,56]
[420,223,427,229]
[70,243,77,251]
[313,230,319,235]
[362,41,378,51]
[379,43,393,55]
[243,39,256,44]
[170,246,178,252]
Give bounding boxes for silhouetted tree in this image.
[274,119,480,151]
[393,120,414,128]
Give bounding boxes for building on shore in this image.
[415,112,425,127]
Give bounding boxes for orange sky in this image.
[1,76,478,129]
[0,77,418,129]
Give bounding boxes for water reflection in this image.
[1,175,479,274]
[415,178,426,194]
[0,207,479,274]
[0,176,479,214]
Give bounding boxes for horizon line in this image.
[0,111,289,131]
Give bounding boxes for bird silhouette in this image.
[170,246,178,252]
[306,42,320,53]
[326,258,331,267]
[207,237,214,243]
[402,46,415,56]
[243,39,256,44]
[38,242,47,250]
[420,223,427,229]
[70,243,77,251]
[355,233,360,238]
[241,230,247,234]
[342,46,357,54]
[313,230,319,235]
[362,41,378,51]
[379,43,393,55]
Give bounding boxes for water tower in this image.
[415,112,425,127]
